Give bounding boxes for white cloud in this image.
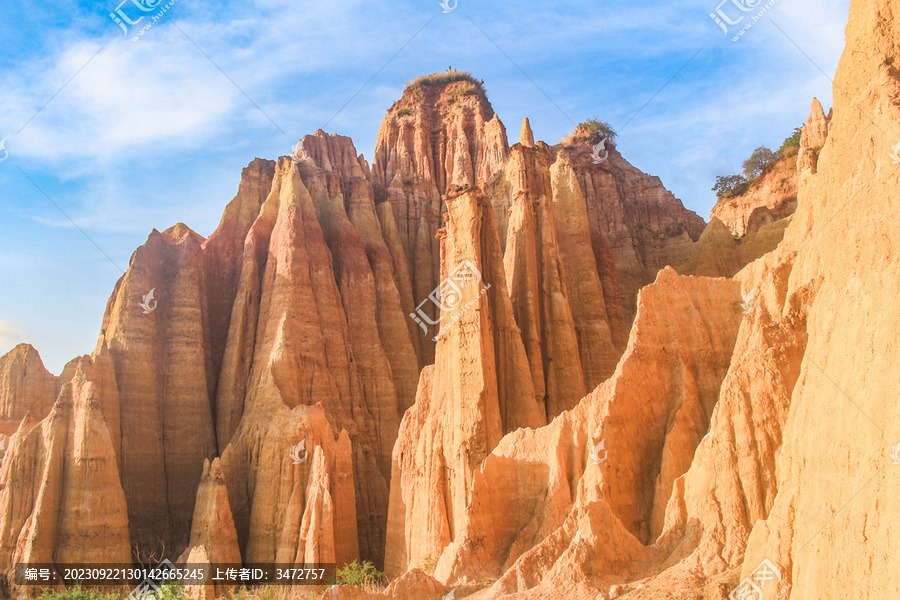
[0,321,29,350]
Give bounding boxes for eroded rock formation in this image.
[1,3,894,594]
[560,133,707,322]
[384,187,546,575]
[709,155,799,238]
[0,351,130,582]
[384,0,897,597]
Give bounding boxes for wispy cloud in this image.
[0,321,29,350]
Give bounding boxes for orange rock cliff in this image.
[1,0,898,598]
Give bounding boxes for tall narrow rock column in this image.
[384,187,545,576]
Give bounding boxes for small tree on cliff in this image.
[779,126,803,156]
[742,146,778,180]
[578,118,617,144]
[712,174,750,198]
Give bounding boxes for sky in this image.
[0,0,851,373]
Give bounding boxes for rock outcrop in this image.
[432,268,743,594]
[384,568,446,600]
[0,344,60,438]
[383,0,897,597]
[675,216,790,279]
[210,152,404,567]
[2,4,895,594]
[560,134,707,322]
[177,458,241,600]
[797,97,830,185]
[487,138,626,418]
[0,352,130,582]
[384,187,546,575]
[372,76,509,365]
[709,154,799,238]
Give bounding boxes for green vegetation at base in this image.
[36,583,185,600]
[335,560,384,588]
[37,586,120,600]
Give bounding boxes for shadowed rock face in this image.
[3,27,884,596]
[560,134,707,324]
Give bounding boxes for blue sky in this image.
[0,0,850,373]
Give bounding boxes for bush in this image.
[335,560,384,588]
[712,174,749,199]
[420,556,438,575]
[578,118,617,143]
[778,126,803,156]
[397,108,413,117]
[155,583,186,600]
[406,69,485,93]
[742,146,778,180]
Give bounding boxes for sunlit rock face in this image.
[5,14,894,594]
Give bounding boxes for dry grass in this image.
[406,69,485,94]
[231,584,325,600]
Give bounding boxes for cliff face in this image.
[384,187,546,575]
[372,79,509,365]
[207,146,411,567]
[373,79,704,359]
[736,0,900,596]
[709,155,799,238]
[2,5,895,594]
[383,0,898,597]
[561,137,707,322]
[0,351,131,579]
[433,268,743,592]
[488,131,627,417]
